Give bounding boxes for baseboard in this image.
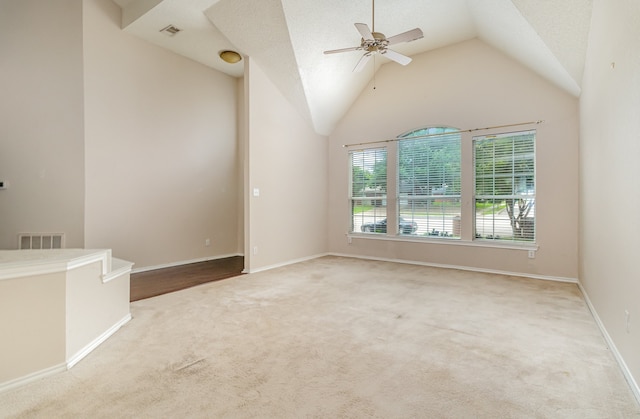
[1,314,133,394]
[578,283,640,405]
[244,253,331,274]
[66,313,132,369]
[132,253,243,274]
[0,362,67,394]
[327,252,578,283]
[243,252,577,283]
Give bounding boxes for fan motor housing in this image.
[362,32,389,52]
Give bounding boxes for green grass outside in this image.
[353,205,373,214]
[476,201,507,215]
[356,202,507,216]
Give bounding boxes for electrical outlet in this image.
[253,246,258,255]
[528,250,535,259]
[205,238,210,247]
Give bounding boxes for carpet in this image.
[2,256,639,418]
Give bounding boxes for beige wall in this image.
[0,249,132,388]
[82,0,240,268]
[0,0,85,249]
[0,272,66,383]
[580,0,640,393]
[244,58,328,272]
[329,39,580,280]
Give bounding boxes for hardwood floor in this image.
[130,256,244,302]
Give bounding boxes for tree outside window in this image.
[350,148,387,233]
[474,130,535,242]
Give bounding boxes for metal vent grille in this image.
[18,233,65,250]
[159,24,182,36]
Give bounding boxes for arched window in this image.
[348,126,536,243]
[397,127,461,238]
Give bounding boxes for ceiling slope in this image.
[281,0,477,135]
[468,0,582,97]
[511,0,593,87]
[114,0,244,77]
[204,0,314,130]
[111,0,592,136]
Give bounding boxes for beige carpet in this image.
[2,256,639,418]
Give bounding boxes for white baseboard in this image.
[327,252,578,283]
[244,253,330,274]
[578,283,640,405]
[132,253,243,274]
[0,314,133,394]
[66,313,132,369]
[0,362,67,394]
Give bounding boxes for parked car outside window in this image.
[361,217,418,234]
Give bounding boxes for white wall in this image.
[580,0,640,395]
[244,58,328,272]
[329,39,580,280]
[0,0,85,249]
[82,0,240,269]
[66,259,130,361]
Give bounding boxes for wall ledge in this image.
[0,249,132,393]
[0,249,120,281]
[103,258,134,284]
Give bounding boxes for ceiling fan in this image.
[323,0,424,72]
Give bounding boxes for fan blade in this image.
[324,46,362,55]
[354,23,373,40]
[386,28,424,45]
[381,48,412,66]
[353,52,373,72]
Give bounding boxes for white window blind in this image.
[350,148,387,233]
[398,127,461,237]
[474,130,535,242]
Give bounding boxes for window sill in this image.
[347,233,538,251]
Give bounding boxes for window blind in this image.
[350,148,387,233]
[398,127,461,237]
[474,130,535,242]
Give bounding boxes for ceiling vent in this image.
[160,25,182,36]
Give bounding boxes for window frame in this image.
[348,147,389,235]
[473,130,536,244]
[345,127,538,251]
[396,127,462,239]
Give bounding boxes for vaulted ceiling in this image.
[112,0,593,136]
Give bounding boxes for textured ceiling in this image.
[113,0,593,135]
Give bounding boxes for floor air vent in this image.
[18,233,65,250]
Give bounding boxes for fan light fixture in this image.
[323,0,423,72]
[219,50,242,64]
